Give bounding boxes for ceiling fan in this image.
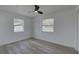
[33,5,43,14]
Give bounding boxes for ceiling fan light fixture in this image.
[34,11,38,13]
[34,5,43,14]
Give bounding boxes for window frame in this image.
[41,18,54,32]
[14,18,24,32]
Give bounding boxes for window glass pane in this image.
[14,26,24,32]
[42,26,54,32]
[42,18,54,32]
[14,19,24,25]
[42,18,54,25]
[14,18,24,32]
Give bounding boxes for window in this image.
[14,18,24,32]
[42,18,54,32]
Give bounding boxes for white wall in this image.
[0,10,32,45]
[34,8,76,48]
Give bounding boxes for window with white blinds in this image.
[14,18,24,32]
[42,18,54,32]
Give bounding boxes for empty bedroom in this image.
[0,5,78,54]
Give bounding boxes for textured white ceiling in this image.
[0,5,76,17]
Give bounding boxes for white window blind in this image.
[42,18,54,32]
[14,18,24,32]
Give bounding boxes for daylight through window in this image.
[14,18,24,32]
[42,18,54,32]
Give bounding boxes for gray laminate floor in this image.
[0,38,77,54]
